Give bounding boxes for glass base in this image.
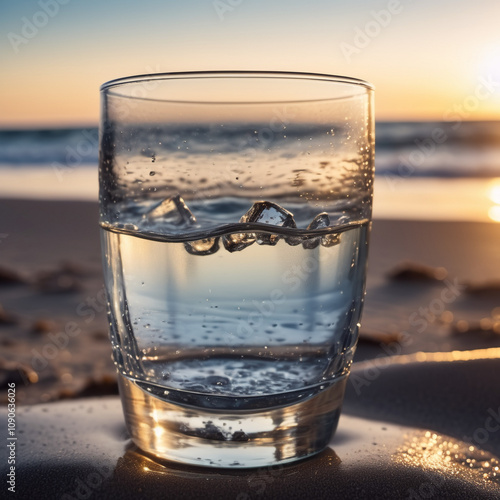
[117,372,347,468]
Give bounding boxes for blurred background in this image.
[1,0,500,404]
[2,0,500,124]
[0,0,499,219]
[4,8,500,498]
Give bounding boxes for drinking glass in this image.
[99,71,374,468]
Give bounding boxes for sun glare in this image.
[479,46,500,85]
[489,182,500,204]
[477,46,500,117]
[488,179,500,222]
[488,206,500,223]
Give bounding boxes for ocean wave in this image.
[1,122,500,178]
[0,128,99,166]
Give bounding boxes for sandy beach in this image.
[2,198,500,498]
[2,0,500,494]
[1,198,500,404]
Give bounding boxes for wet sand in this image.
[4,356,500,499]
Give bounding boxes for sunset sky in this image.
[1,0,500,127]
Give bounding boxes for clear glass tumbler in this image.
[99,71,374,468]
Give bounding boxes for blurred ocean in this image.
[1,121,500,221]
[1,121,500,177]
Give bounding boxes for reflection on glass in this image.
[117,374,346,468]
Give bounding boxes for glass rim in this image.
[100,71,374,103]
